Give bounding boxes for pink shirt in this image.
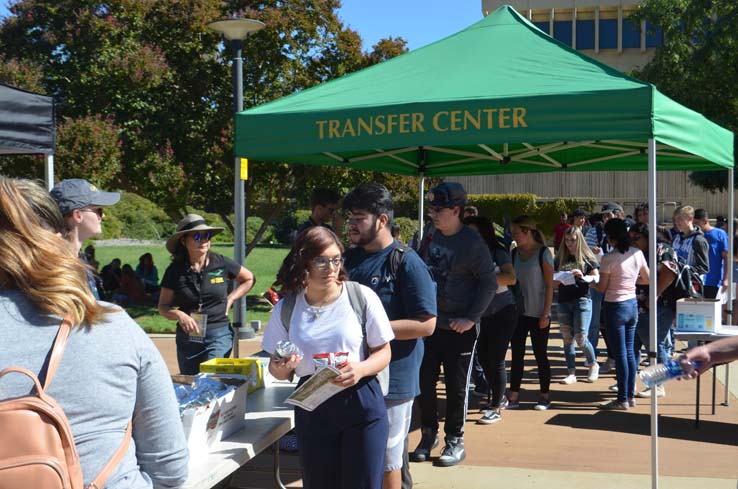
[600,247,648,302]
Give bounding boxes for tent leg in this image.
[728,168,734,326]
[418,173,425,242]
[44,153,54,190]
[648,138,659,489]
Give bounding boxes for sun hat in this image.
[165,214,224,254]
[600,202,623,214]
[50,178,120,215]
[426,182,468,208]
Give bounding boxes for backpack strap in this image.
[279,292,298,333]
[87,421,133,489]
[345,281,367,330]
[43,316,73,390]
[388,245,410,283]
[538,245,546,276]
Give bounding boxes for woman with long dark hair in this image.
[591,218,649,409]
[464,216,517,424]
[262,226,393,489]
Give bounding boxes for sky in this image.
[337,0,484,51]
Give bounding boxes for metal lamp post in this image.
[207,18,265,356]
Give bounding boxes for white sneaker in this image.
[608,383,619,392]
[587,363,600,383]
[560,374,577,385]
[636,385,666,398]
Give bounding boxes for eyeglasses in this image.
[192,232,213,242]
[313,256,343,270]
[81,207,104,217]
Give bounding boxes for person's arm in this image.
[656,264,676,297]
[452,240,497,332]
[333,342,391,387]
[392,252,437,340]
[539,255,554,329]
[226,266,255,315]
[157,287,199,333]
[721,250,730,293]
[636,259,650,285]
[680,336,738,377]
[134,334,189,487]
[391,315,436,340]
[693,236,710,275]
[497,262,516,286]
[591,271,610,293]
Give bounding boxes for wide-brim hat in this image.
[165,213,224,254]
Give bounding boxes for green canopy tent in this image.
[236,6,734,488]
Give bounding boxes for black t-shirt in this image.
[161,252,241,328]
[556,257,598,303]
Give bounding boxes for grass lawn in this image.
[94,243,288,333]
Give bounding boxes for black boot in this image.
[434,436,465,467]
[409,427,438,462]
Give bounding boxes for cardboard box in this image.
[175,376,248,457]
[200,358,267,393]
[676,298,722,333]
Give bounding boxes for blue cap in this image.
[426,182,467,208]
[50,179,120,215]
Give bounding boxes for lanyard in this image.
[191,255,208,312]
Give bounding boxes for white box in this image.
[177,376,248,457]
[676,298,723,333]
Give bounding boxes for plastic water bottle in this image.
[639,359,701,389]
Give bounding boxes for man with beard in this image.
[343,183,437,489]
[411,182,496,467]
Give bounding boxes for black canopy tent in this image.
[0,83,55,187]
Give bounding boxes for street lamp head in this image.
[207,18,265,41]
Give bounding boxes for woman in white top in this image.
[262,226,393,489]
[591,219,649,410]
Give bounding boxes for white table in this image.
[184,383,296,489]
[674,332,736,428]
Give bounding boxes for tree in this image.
[632,1,738,192]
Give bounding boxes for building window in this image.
[599,19,617,49]
[553,20,572,46]
[576,19,595,49]
[645,22,663,48]
[622,19,640,48]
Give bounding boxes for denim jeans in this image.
[635,306,675,366]
[175,324,234,375]
[588,288,604,357]
[557,297,596,370]
[603,299,638,402]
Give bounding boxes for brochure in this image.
[285,366,346,412]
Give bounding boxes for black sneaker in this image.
[495,395,510,410]
[477,409,502,425]
[409,427,438,463]
[434,436,466,467]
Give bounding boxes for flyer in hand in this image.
[285,366,346,411]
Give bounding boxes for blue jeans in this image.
[603,299,638,402]
[588,288,604,358]
[557,297,595,370]
[175,324,234,375]
[635,306,675,366]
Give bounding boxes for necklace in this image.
[305,285,341,321]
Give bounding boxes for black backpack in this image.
[670,254,704,300]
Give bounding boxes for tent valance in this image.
[0,83,54,156]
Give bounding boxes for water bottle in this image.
[274,340,302,360]
[639,359,701,389]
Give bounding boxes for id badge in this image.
[189,312,208,343]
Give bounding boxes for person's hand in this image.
[571,269,584,279]
[178,312,200,334]
[225,297,234,316]
[332,361,365,387]
[450,318,475,334]
[592,246,601,255]
[271,354,300,379]
[678,347,710,379]
[539,315,551,329]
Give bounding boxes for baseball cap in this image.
[426,182,467,208]
[600,202,623,214]
[50,179,121,215]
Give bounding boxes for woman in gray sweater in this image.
[0,178,189,488]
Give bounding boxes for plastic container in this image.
[639,359,701,389]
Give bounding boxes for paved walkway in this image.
[152,329,738,489]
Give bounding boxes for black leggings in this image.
[477,304,518,406]
[509,315,551,394]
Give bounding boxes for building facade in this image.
[449,1,733,219]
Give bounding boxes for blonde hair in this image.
[558,226,598,270]
[673,205,695,219]
[0,177,114,326]
[512,215,546,245]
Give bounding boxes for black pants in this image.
[478,304,518,406]
[418,327,477,438]
[509,315,551,394]
[704,285,720,299]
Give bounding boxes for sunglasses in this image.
[81,207,104,217]
[191,232,213,242]
[313,256,343,270]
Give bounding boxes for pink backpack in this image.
[0,317,131,489]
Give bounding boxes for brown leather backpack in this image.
[0,317,132,489]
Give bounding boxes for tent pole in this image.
[728,167,734,325]
[647,138,659,489]
[44,153,54,190]
[418,173,425,242]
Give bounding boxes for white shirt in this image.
[262,283,394,378]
